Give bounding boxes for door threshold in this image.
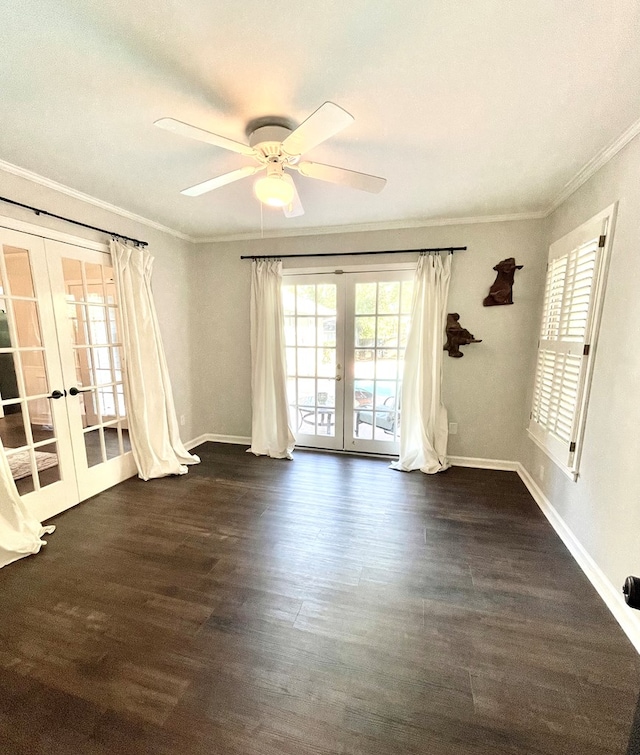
[296,446,398,461]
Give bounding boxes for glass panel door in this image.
[45,240,136,501]
[283,269,413,456]
[283,274,345,451]
[0,229,79,521]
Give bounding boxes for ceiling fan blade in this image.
[181,165,261,197]
[282,174,304,218]
[282,102,354,156]
[297,161,386,194]
[155,117,256,157]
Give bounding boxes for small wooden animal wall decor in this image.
[483,257,523,306]
[444,313,482,358]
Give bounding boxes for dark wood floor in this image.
[1,442,638,754]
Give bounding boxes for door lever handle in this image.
[47,389,67,399]
[69,386,92,396]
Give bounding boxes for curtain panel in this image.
[111,240,199,480]
[0,436,55,569]
[391,252,452,474]
[248,259,295,459]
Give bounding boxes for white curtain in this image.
[0,437,55,569]
[391,252,452,474]
[111,240,200,480]
[248,259,295,459]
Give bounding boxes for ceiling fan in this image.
[154,102,386,218]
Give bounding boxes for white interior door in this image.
[283,269,413,455]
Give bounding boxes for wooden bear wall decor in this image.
[483,257,523,306]
[444,313,482,358]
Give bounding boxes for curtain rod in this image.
[240,246,466,260]
[0,195,148,247]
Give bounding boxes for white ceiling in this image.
[1,0,639,241]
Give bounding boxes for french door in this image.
[0,225,136,522]
[283,269,414,455]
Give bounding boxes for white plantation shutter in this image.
[529,206,615,477]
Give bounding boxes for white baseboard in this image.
[449,455,519,472]
[184,434,210,451]
[186,445,520,471]
[185,433,251,449]
[517,462,640,655]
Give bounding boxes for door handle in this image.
[335,375,342,381]
[69,386,92,396]
[47,389,67,399]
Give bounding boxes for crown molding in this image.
[194,210,548,244]
[4,114,638,247]
[0,159,195,243]
[546,116,640,216]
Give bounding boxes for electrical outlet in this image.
[448,422,458,435]
[180,414,186,427]
[539,465,545,481]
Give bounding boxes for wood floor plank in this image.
[0,442,637,753]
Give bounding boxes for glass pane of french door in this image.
[283,274,345,451]
[45,240,136,501]
[0,229,79,520]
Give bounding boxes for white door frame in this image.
[0,216,137,520]
[284,264,414,456]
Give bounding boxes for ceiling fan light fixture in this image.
[254,174,295,207]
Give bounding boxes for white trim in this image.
[296,446,397,460]
[0,157,546,244]
[187,433,252,446]
[196,211,546,244]
[517,463,640,655]
[0,159,194,243]
[0,214,108,252]
[528,203,616,481]
[546,117,640,214]
[526,429,577,482]
[448,456,519,472]
[185,442,521,469]
[184,434,211,451]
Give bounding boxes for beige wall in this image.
[191,218,548,460]
[0,171,196,441]
[521,133,640,594]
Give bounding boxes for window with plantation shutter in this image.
[528,205,615,480]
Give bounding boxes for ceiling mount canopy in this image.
[154,101,387,219]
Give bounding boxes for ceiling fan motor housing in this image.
[248,124,294,159]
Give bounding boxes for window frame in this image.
[528,203,616,481]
